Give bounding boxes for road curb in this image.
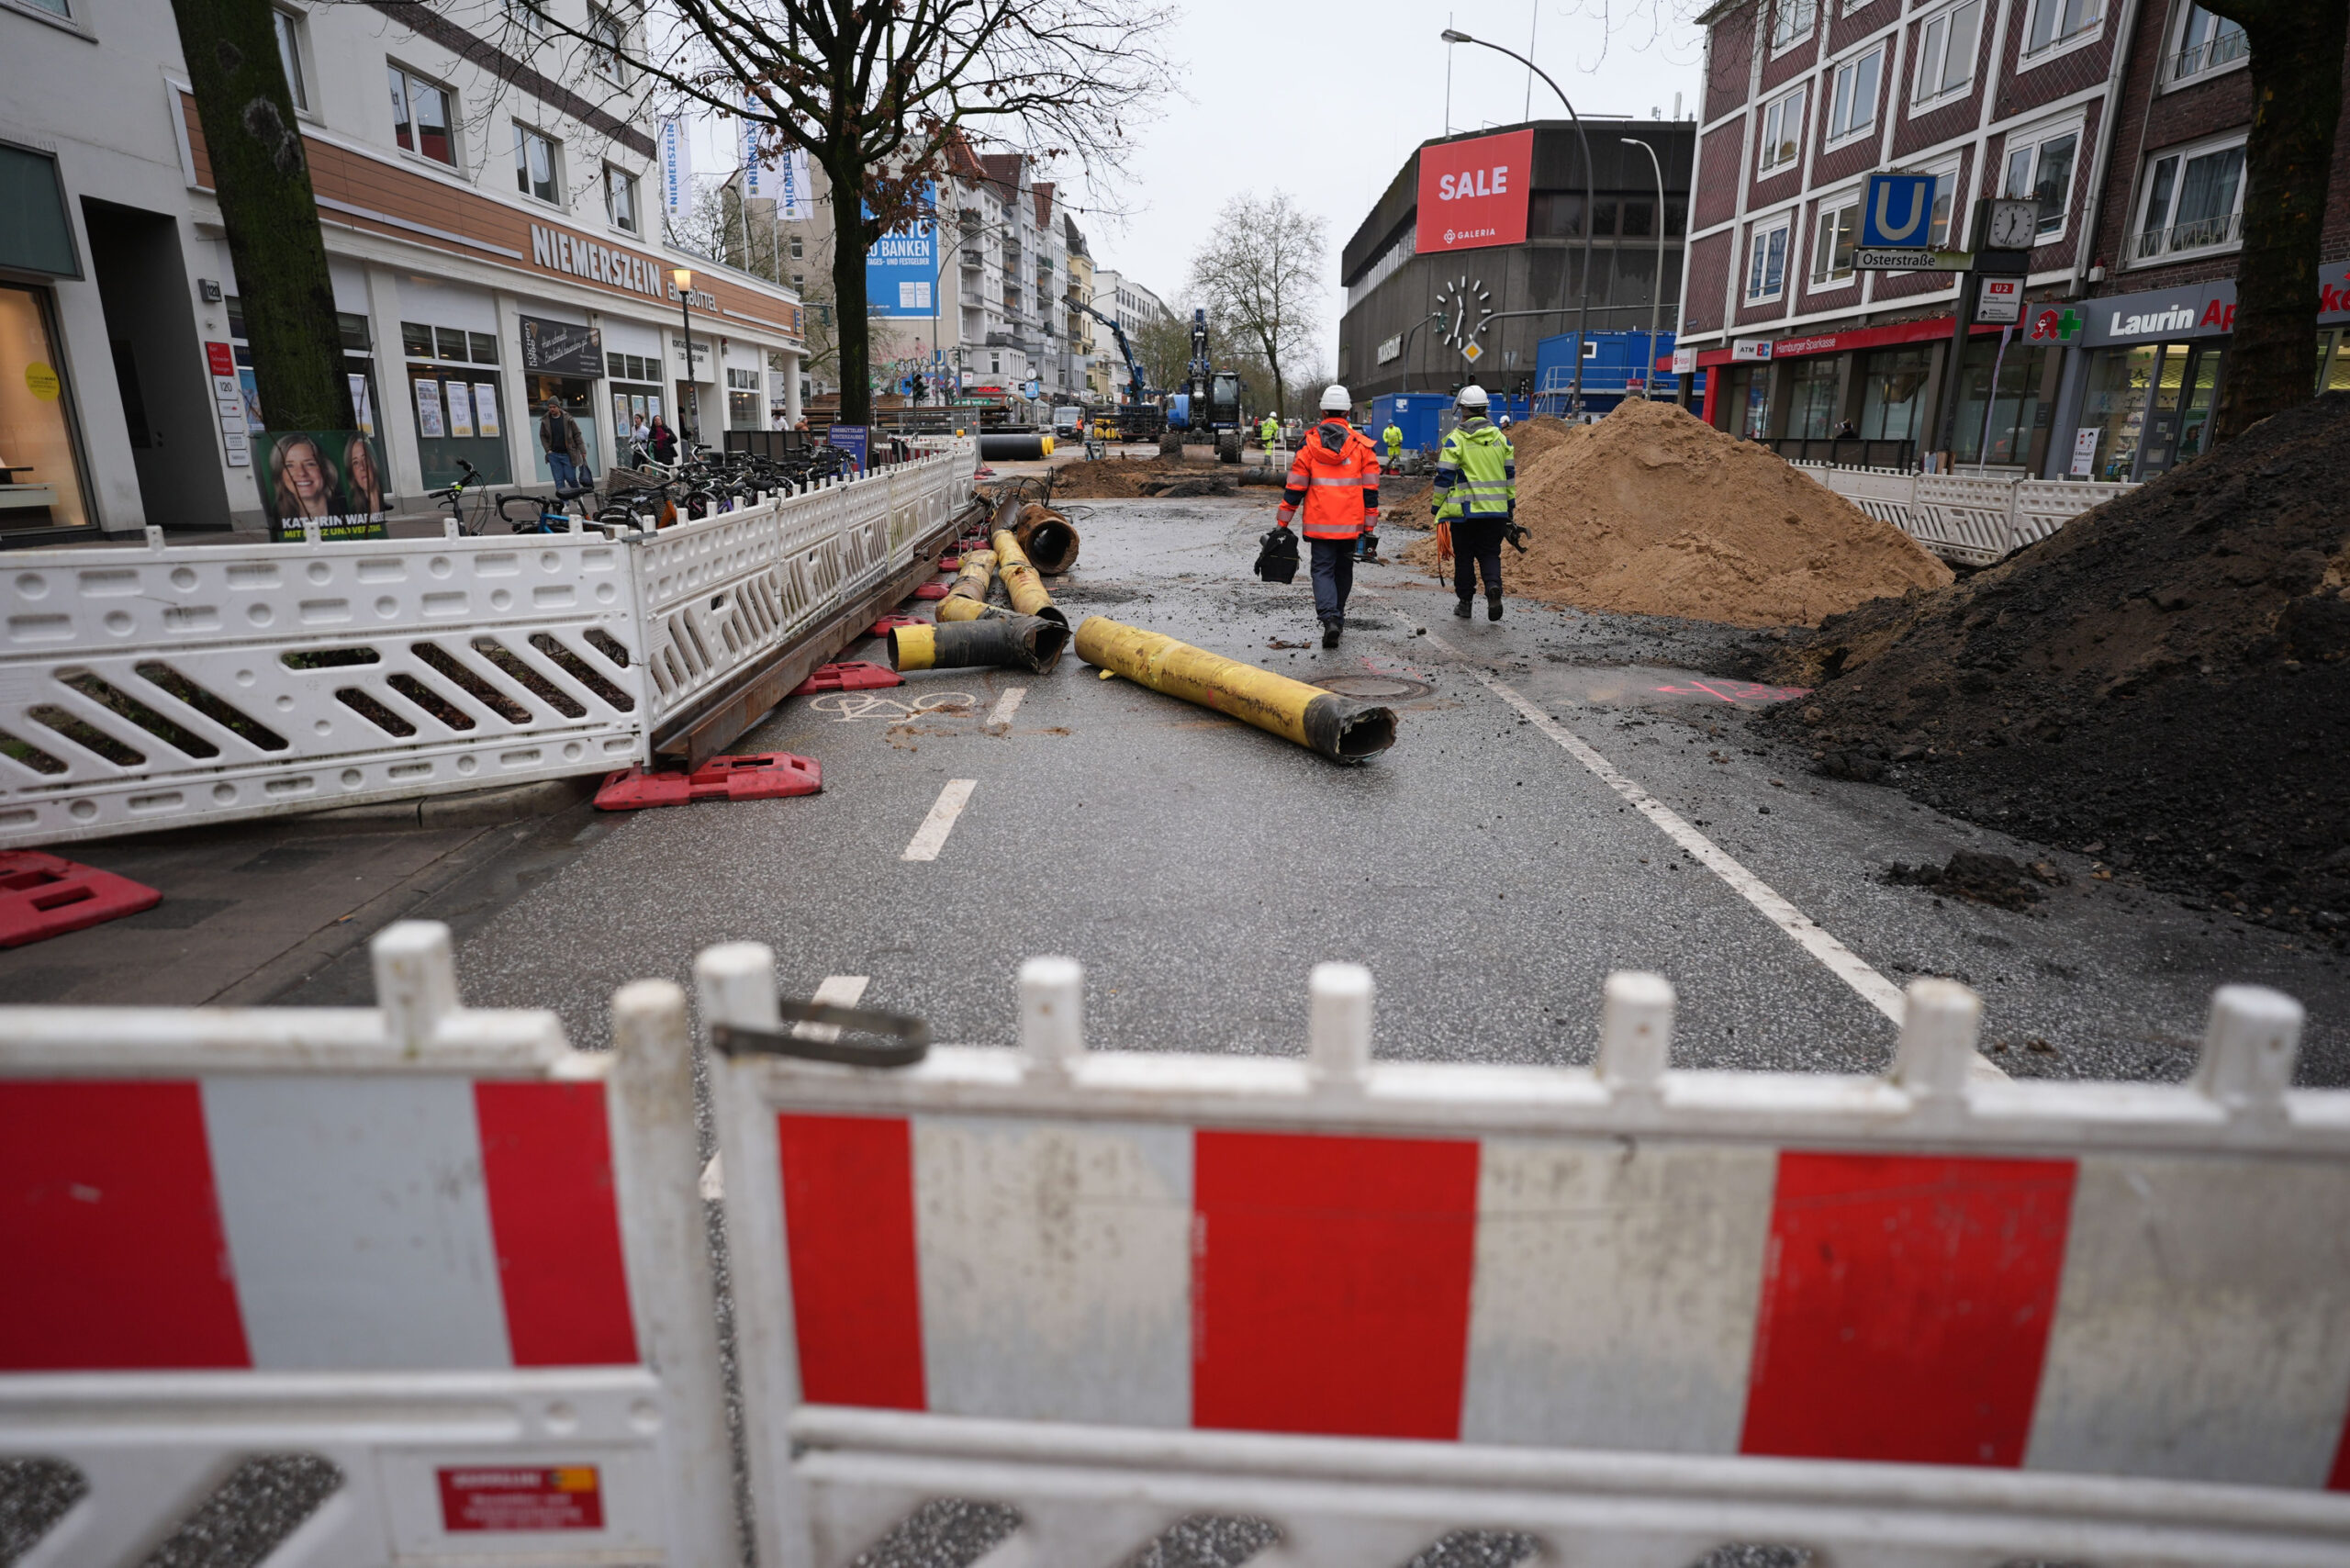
[304,775,601,829]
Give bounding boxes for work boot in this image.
[1487,593,1504,622]
[1454,596,1473,619]
[1321,620,1343,648]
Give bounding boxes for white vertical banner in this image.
[659,116,693,219]
[779,149,811,221]
[740,101,764,199]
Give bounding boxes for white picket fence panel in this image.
[1794,464,2137,567]
[0,922,733,1568]
[698,949,2350,1568]
[0,441,976,849]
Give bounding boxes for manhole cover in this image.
[1312,674,1431,700]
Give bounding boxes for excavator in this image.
[1076,301,1163,446]
[1163,308,1245,464]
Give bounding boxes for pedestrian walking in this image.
[648,414,677,465]
[1276,385,1381,647]
[1432,384,1516,622]
[539,398,587,490]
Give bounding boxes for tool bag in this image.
[1254,525,1301,584]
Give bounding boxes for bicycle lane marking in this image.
[1408,624,1969,1055]
[902,780,978,862]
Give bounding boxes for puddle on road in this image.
[1525,663,1810,712]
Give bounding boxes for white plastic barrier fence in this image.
[0,922,733,1566]
[1794,464,2137,567]
[0,440,978,850]
[698,949,2350,1568]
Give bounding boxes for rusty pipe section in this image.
[890,614,1068,676]
[990,528,1068,629]
[1073,616,1398,764]
[934,548,999,623]
[1013,502,1080,575]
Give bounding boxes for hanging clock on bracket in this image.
[1438,275,1494,357]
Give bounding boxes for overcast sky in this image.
[1080,0,1710,372]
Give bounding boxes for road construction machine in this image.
[1077,301,1164,445]
[1163,308,1246,463]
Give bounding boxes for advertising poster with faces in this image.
[258,431,390,542]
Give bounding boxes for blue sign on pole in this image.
[828,423,868,471]
[865,184,939,319]
[1860,172,1938,250]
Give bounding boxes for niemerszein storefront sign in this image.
[528,224,715,310]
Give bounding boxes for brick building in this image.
[1675,0,2350,478]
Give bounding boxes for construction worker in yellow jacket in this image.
[1382,420,1404,462]
[1432,384,1516,621]
[1259,412,1281,454]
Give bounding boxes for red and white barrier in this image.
[699,951,2350,1568]
[0,924,732,1567]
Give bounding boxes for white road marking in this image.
[699,974,870,1200]
[987,687,1027,728]
[1418,626,1917,1027]
[902,779,978,861]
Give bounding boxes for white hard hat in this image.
[1320,385,1350,411]
[1498,414,1514,426]
[1457,384,1489,409]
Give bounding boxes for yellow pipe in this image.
[890,614,1067,675]
[1073,615,1398,763]
[991,529,1068,627]
[935,549,997,622]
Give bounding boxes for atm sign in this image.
[437,1466,604,1532]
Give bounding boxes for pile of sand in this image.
[1498,400,1951,628]
[1505,415,1577,467]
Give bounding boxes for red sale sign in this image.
[1416,130,1534,254]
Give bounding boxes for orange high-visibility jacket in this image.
[1277,419,1382,540]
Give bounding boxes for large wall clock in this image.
[1438,276,1494,348]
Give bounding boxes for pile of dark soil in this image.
[1763,393,2350,939]
[1885,850,2068,912]
[1049,456,1228,499]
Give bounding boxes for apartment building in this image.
[1065,217,1100,402]
[0,0,806,539]
[1089,270,1172,401]
[1677,0,2349,477]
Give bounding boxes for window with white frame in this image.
[1759,86,1806,173]
[513,124,561,205]
[2133,135,2246,261]
[1747,218,1792,301]
[1812,199,1859,284]
[1928,166,1961,246]
[504,0,545,37]
[1769,0,1818,50]
[2169,4,2247,82]
[2021,0,2102,57]
[2001,124,2079,240]
[604,165,637,231]
[588,6,629,84]
[1912,0,1982,106]
[273,10,308,110]
[387,66,455,165]
[1826,47,1884,141]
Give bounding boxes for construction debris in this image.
[1013,502,1080,574]
[992,527,1068,627]
[889,615,1068,676]
[1884,850,2067,912]
[1074,615,1396,763]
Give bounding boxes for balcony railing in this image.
[2169,28,2247,81]
[2135,209,2243,260]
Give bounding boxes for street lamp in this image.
[1396,308,1447,392]
[1439,28,1595,418]
[672,266,698,447]
[1621,138,1666,401]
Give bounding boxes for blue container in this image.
[1529,330,1703,416]
[1368,394,1447,454]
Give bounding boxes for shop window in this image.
[1746,220,1791,303]
[2002,127,2079,240]
[1952,338,2047,468]
[2022,0,2102,57]
[514,125,562,207]
[274,10,308,112]
[1912,0,1982,107]
[1826,47,1883,142]
[2170,4,2246,82]
[605,165,638,232]
[436,326,470,361]
[1857,347,1931,441]
[388,66,455,165]
[1759,86,1805,174]
[1769,0,1817,50]
[588,6,629,84]
[401,321,434,357]
[470,331,498,364]
[1786,356,1841,440]
[2320,330,2350,396]
[0,283,93,532]
[2133,136,2245,262]
[1811,200,1859,285]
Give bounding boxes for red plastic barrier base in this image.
[912,582,951,600]
[869,614,925,638]
[595,752,822,811]
[793,662,903,696]
[0,851,162,947]
[938,555,961,571]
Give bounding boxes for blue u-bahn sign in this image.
[1860,172,1938,250]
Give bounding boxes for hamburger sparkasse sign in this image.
[1416,129,1534,253]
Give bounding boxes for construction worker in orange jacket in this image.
[1276,385,1381,647]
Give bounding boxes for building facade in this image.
[1337,119,1697,404]
[1675,0,2350,477]
[0,0,805,541]
[1088,270,1171,401]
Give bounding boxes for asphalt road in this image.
[401,495,2350,1088]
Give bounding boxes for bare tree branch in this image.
[1188,192,1327,420]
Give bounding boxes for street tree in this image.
[168,0,352,431]
[2195,1,2347,441]
[1129,310,1192,398]
[1187,192,1326,420]
[513,0,1172,426]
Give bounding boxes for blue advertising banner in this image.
[828,423,868,471]
[866,184,938,319]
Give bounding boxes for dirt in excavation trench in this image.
[1759,391,2350,946]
